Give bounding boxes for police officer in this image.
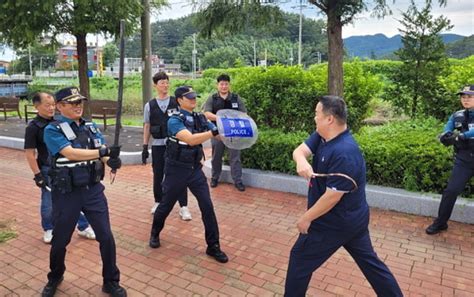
[149,86,228,263]
[426,85,474,235]
[285,96,402,297]
[142,71,190,219]
[41,87,126,297]
[24,92,95,244]
[203,74,247,191]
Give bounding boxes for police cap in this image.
[55,87,87,103]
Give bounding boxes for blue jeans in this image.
[40,166,89,231]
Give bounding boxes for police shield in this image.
[216,109,258,150]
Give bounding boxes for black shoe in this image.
[234,182,245,192]
[149,235,160,248]
[41,276,64,297]
[102,281,127,297]
[426,223,448,235]
[210,179,218,188]
[206,244,229,263]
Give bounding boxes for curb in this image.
[202,160,474,225]
[2,135,473,225]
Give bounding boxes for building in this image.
[105,55,181,77]
[0,60,10,74]
[56,42,102,70]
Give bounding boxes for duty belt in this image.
[55,157,99,168]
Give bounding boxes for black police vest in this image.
[452,109,474,150]
[149,96,178,139]
[211,93,240,115]
[30,117,50,166]
[166,112,210,167]
[49,120,105,192]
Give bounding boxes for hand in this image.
[296,215,311,234]
[211,127,219,137]
[107,157,122,171]
[33,173,47,189]
[142,144,149,164]
[296,160,314,180]
[439,131,458,146]
[99,145,121,158]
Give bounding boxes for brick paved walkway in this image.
[1,147,473,296]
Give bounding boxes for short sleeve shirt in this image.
[24,115,53,167]
[144,97,171,146]
[168,109,216,137]
[304,130,369,231]
[44,116,105,156]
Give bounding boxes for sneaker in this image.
[206,244,229,263]
[43,229,53,244]
[179,206,192,221]
[77,226,96,240]
[102,281,127,297]
[41,276,64,297]
[150,202,159,214]
[234,182,246,192]
[426,223,448,235]
[210,179,218,188]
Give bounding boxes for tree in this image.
[195,0,447,96]
[102,42,119,67]
[10,43,57,74]
[387,0,452,118]
[201,46,244,69]
[0,0,144,100]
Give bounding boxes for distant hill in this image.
[446,35,474,58]
[344,33,465,58]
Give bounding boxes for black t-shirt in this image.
[24,115,54,167]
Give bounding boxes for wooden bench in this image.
[24,104,39,123]
[90,100,117,130]
[0,96,21,120]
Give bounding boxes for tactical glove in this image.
[211,126,219,137]
[107,157,122,171]
[142,144,149,164]
[439,131,458,146]
[34,172,47,189]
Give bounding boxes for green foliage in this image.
[103,42,119,67]
[387,0,453,119]
[446,35,474,59]
[201,46,244,69]
[241,129,308,174]
[9,42,56,74]
[355,118,473,196]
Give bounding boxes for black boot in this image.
[206,244,229,263]
[426,222,448,235]
[149,234,160,248]
[102,281,127,297]
[210,179,218,188]
[41,276,64,297]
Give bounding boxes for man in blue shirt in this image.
[149,86,228,263]
[42,87,126,297]
[285,96,402,297]
[426,84,474,235]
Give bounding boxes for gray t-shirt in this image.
[144,97,170,146]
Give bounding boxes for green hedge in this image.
[239,119,473,197]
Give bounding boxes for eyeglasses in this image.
[62,101,84,106]
[156,80,169,86]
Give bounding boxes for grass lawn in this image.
[0,220,16,243]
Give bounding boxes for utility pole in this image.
[253,41,257,67]
[192,33,197,79]
[40,57,43,72]
[28,46,33,76]
[289,47,294,66]
[141,0,152,106]
[95,35,100,77]
[298,0,303,65]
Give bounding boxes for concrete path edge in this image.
[2,135,473,224]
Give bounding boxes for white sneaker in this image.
[151,202,159,214]
[179,206,192,221]
[43,229,53,244]
[77,226,96,240]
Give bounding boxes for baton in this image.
[311,173,358,192]
[110,19,126,184]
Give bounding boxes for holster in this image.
[49,168,72,194]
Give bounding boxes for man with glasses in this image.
[41,87,126,297]
[142,72,190,219]
[426,85,474,235]
[149,86,228,264]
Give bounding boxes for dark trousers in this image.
[211,138,242,184]
[151,161,220,247]
[152,145,187,207]
[48,183,120,283]
[285,226,402,297]
[435,152,474,226]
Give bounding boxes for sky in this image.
[1,0,472,61]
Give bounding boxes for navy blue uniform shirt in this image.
[44,116,105,156]
[305,130,369,231]
[168,109,216,137]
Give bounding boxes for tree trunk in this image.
[75,33,91,118]
[326,8,344,97]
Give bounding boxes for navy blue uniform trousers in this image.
[435,151,474,226]
[48,182,120,283]
[285,223,402,297]
[151,161,220,247]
